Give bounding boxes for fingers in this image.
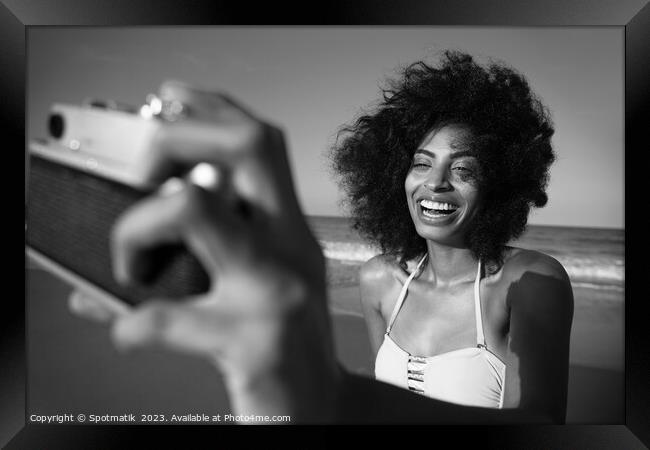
[110,299,234,356]
[142,81,300,220]
[67,290,124,323]
[141,119,266,185]
[144,80,265,187]
[159,80,257,121]
[68,290,114,322]
[111,182,248,285]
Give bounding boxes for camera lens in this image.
[48,114,64,139]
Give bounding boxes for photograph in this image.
[24,26,625,426]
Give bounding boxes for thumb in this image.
[68,290,127,323]
[109,298,235,357]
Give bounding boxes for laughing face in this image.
[404,124,483,248]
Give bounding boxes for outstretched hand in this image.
[69,81,340,422]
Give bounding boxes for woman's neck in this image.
[422,241,479,286]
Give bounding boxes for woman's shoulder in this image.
[359,254,412,308]
[501,247,571,282]
[360,254,404,284]
[498,246,573,311]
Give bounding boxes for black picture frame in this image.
[6,0,649,447]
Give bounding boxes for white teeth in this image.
[423,209,443,217]
[419,200,458,211]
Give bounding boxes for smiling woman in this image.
[331,51,573,422]
[406,125,482,249]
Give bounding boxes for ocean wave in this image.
[320,240,624,286]
[553,256,624,285]
[571,281,624,292]
[320,241,380,264]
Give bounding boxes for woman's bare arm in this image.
[359,255,399,355]
[500,251,574,423]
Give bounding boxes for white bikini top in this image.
[374,254,506,408]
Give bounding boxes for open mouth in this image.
[418,199,459,218]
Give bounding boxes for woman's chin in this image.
[413,224,470,249]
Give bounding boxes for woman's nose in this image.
[425,168,452,192]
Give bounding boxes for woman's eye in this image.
[451,166,478,183]
[411,161,430,169]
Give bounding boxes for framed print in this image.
[5,0,649,447]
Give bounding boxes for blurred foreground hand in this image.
[68,81,341,423]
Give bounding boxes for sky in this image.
[27,27,624,229]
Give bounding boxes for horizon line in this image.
[305,214,624,232]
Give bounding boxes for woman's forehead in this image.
[418,124,475,154]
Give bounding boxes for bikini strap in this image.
[386,254,428,334]
[474,259,487,348]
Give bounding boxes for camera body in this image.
[27,101,210,306]
[43,102,162,188]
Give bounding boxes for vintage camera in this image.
[26,98,210,308]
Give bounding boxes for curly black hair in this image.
[330,50,555,272]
